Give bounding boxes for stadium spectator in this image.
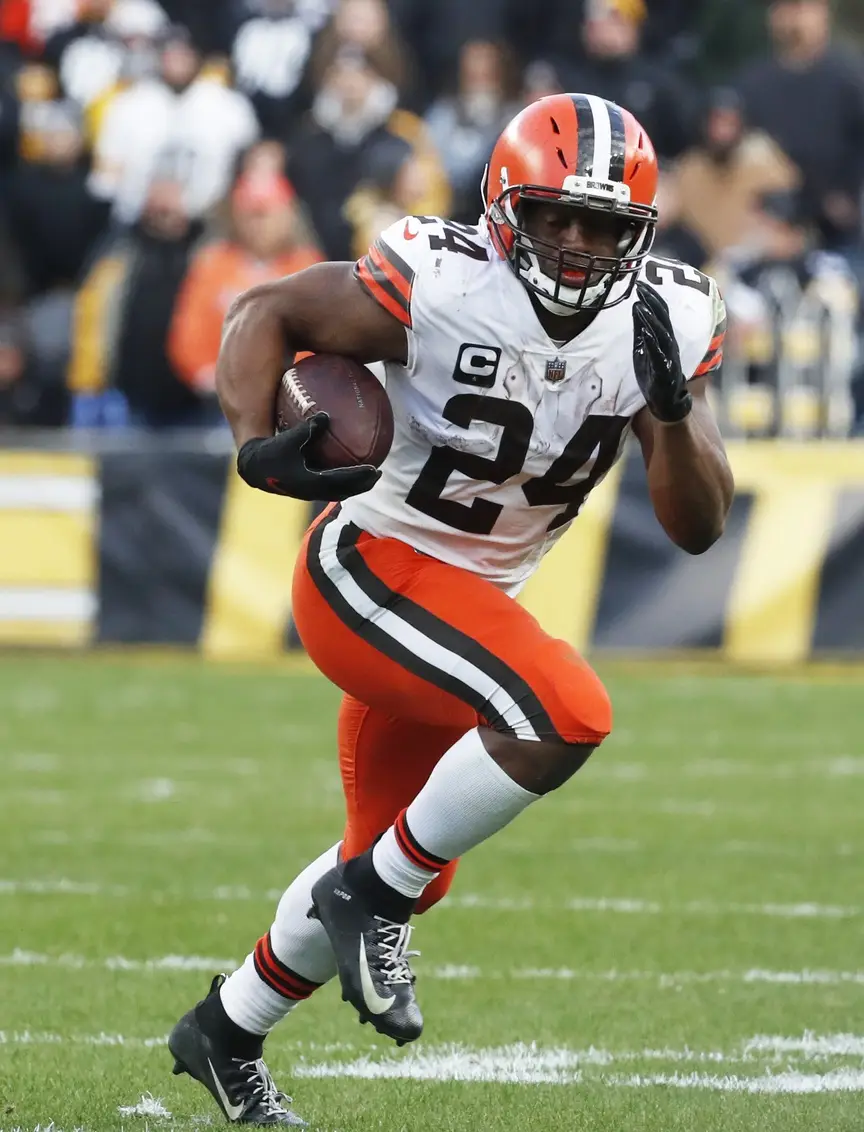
[0,0,42,56]
[227,0,333,138]
[0,309,31,424]
[68,175,214,429]
[424,40,519,224]
[678,0,768,86]
[4,101,107,296]
[158,0,233,55]
[288,46,449,260]
[0,0,861,437]
[737,0,864,253]
[519,59,561,107]
[0,306,65,425]
[88,22,259,225]
[718,188,859,436]
[43,0,168,112]
[387,0,510,111]
[309,0,413,108]
[9,60,62,166]
[168,167,322,392]
[3,99,108,403]
[237,135,288,177]
[520,0,768,87]
[533,0,698,163]
[650,174,709,270]
[0,60,18,174]
[673,88,800,259]
[343,134,429,256]
[0,210,25,301]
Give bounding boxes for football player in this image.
[169,93,733,1125]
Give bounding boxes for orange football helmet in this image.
[484,93,659,312]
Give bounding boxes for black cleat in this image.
[308,864,422,1045]
[168,975,306,1126]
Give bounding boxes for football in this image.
[275,354,394,471]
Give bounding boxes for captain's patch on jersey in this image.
[452,344,502,388]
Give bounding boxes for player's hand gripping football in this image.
[632,281,693,423]
[237,414,381,502]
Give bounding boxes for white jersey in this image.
[344,216,726,595]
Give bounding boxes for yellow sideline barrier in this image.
[0,453,97,646]
[721,444,864,664]
[3,442,864,659]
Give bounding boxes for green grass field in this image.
[0,655,863,1132]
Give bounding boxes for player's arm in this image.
[216,261,407,500]
[218,261,406,447]
[630,282,734,555]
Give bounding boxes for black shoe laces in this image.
[373,918,420,986]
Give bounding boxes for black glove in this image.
[237,412,381,502]
[632,281,693,423]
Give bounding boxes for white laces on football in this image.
[235,1058,292,1118]
[374,918,420,986]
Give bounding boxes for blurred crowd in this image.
[0,0,863,435]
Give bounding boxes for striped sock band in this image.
[253,932,321,1001]
[372,813,447,900]
[394,809,450,873]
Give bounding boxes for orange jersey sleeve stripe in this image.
[694,350,724,377]
[369,241,412,302]
[354,258,412,327]
[694,312,727,378]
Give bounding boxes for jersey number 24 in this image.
[406,394,629,534]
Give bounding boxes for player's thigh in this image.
[338,694,462,913]
[293,508,477,731]
[294,506,611,743]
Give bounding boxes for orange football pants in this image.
[292,505,612,912]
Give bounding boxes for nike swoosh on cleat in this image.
[358,938,396,1015]
[208,1058,246,1122]
[403,219,418,240]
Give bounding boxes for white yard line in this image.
[3,950,863,992]
[610,1069,864,1093]
[0,950,237,972]
[23,828,858,859]
[0,1032,358,1054]
[0,1125,88,1132]
[745,1033,864,1056]
[0,879,130,897]
[0,1031,166,1047]
[292,1037,864,1089]
[447,894,861,919]
[5,1032,864,1094]
[0,879,859,920]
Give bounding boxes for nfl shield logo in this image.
[545,357,567,384]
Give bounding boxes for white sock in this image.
[220,842,340,1035]
[373,728,539,895]
[372,826,438,898]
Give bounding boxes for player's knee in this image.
[481,729,596,794]
[533,659,613,747]
[558,672,613,745]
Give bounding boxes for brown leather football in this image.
[275,354,394,470]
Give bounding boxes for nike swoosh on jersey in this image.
[358,938,396,1014]
[403,219,418,240]
[208,1058,246,1122]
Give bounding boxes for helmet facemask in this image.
[488,175,658,314]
